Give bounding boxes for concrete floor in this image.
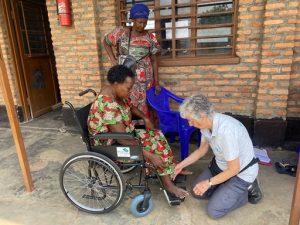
[0,109,298,225]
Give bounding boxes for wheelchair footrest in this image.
[163,188,186,206]
[174,174,187,185]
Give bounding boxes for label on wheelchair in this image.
[116,147,131,157]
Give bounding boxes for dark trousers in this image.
[192,168,251,219]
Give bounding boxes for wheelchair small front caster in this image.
[130,193,153,217]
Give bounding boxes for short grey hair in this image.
[179,94,214,119]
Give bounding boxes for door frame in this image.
[1,0,60,121]
[1,0,30,121]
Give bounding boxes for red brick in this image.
[250,6,265,11]
[265,3,286,10]
[264,20,284,25]
[272,75,290,80]
[273,59,293,64]
[275,43,294,48]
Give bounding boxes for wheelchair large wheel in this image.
[130,194,154,217]
[59,152,125,214]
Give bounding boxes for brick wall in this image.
[0,5,19,107]
[94,0,117,84]
[255,1,298,119]
[287,2,300,118]
[46,0,102,107]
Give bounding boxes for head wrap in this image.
[129,3,150,19]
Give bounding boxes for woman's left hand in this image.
[144,117,154,130]
[193,180,210,196]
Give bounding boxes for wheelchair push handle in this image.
[79,89,97,97]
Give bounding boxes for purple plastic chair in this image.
[146,86,201,160]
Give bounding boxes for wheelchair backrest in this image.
[75,103,92,141]
[65,101,92,148]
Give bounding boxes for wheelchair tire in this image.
[59,152,125,214]
[130,194,154,217]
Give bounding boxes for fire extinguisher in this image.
[56,0,72,26]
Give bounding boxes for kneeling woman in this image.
[87,65,188,198]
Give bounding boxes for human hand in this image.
[154,84,161,95]
[172,164,183,181]
[112,58,118,65]
[193,180,210,196]
[144,118,154,130]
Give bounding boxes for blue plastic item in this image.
[146,86,201,160]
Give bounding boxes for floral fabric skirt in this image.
[135,129,176,176]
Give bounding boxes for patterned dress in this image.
[104,27,160,117]
[87,94,176,176]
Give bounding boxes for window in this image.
[117,0,239,66]
[18,1,49,57]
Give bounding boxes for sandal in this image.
[274,161,297,177]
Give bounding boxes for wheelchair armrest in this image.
[79,89,97,97]
[91,132,136,140]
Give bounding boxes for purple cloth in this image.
[129,3,149,19]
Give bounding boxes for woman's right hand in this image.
[112,58,118,65]
[144,118,154,130]
[143,150,166,169]
[151,154,167,169]
[103,38,118,66]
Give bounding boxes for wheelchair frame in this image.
[59,89,185,217]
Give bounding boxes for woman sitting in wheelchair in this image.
[87,65,189,199]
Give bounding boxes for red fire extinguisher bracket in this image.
[57,0,72,26]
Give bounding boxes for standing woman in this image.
[103,3,160,118]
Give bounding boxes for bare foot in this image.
[161,176,189,199]
[167,185,189,199]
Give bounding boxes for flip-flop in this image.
[274,162,297,177]
[174,174,187,184]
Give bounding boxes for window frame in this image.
[17,1,49,58]
[117,0,240,66]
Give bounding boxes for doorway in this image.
[2,0,60,120]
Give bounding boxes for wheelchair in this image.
[59,89,187,217]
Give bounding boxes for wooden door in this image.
[11,0,59,117]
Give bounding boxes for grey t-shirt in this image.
[201,113,258,183]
